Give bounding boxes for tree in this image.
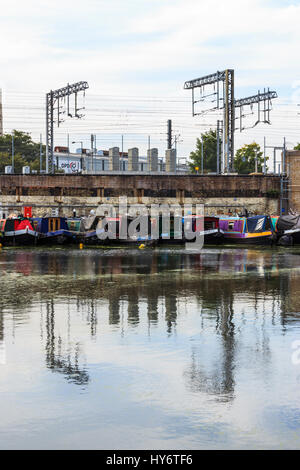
[0,130,45,162]
[0,130,46,172]
[189,129,218,173]
[294,143,300,151]
[0,152,31,173]
[234,142,267,174]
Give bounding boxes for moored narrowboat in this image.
[158,214,183,243]
[183,216,224,244]
[96,215,157,246]
[0,217,39,245]
[31,216,76,244]
[219,215,274,245]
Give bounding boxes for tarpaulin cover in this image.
[277,215,300,231]
[246,216,270,233]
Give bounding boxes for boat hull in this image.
[84,230,158,246]
[277,228,300,245]
[3,229,39,246]
[183,229,224,245]
[39,230,79,245]
[223,233,273,245]
[204,229,224,244]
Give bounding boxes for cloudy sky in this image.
[1,0,300,160]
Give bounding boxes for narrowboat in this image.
[0,217,39,245]
[219,215,274,245]
[183,216,224,244]
[66,217,85,243]
[127,216,157,245]
[31,216,76,244]
[158,215,183,243]
[96,215,157,246]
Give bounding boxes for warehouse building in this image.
[53,146,187,174]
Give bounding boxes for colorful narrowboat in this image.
[219,215,274,245]
[31,217,76,244]
[0,217,39,245]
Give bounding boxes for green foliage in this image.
[234,142,268,174]
[0,152,27,173]
[0,130,45,173]
[294,143,300,151]
[266,189,279,198]
[189,129,218,173]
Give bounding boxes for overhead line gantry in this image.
[46,81,89,173]
[184,69,277,173]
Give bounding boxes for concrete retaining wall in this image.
[0,173,280,217]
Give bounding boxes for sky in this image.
[1,0,300,162]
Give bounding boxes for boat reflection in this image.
[0,247,298,399]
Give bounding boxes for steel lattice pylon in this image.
[46,81,89,173]
[184,69,235,172]
[224,69,234,172]
[184,69,277,173]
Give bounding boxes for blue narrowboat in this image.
[31,217,78,244]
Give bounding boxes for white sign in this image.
[59,159,81,174]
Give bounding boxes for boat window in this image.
[204,219,216,230]
[228,221,235,230]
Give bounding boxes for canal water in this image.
[0,246,299,449]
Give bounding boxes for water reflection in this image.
[0,247,300,448]
[44,300,89,386]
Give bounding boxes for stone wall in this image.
[0,173,280,217]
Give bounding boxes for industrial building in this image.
[52,146,188,174]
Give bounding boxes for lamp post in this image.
[255,148,258,173]
[173,133,182,173]
[11,134,14,173]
